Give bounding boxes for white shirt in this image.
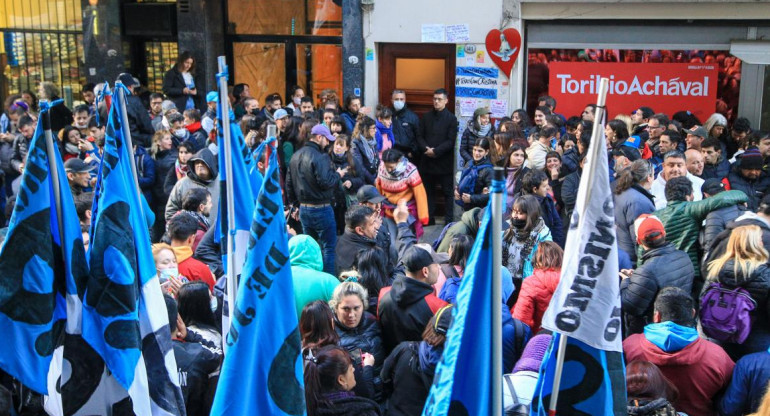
[526,141,550,171]
[650,172,704,210]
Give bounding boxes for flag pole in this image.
[217,56,238,326]
[547,77,609,416]
[492,167,504,415]
[40,100,65,249]
[115,83,145,216]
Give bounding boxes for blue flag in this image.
[422,188,496,416]
[210,140,305,416]
[0,101,86,394]
[531,333,626,415]
[81,84,185,415]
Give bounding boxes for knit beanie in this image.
[512,334,552,373]
[740,147,764,171]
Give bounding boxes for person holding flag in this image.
[532,78,627,416]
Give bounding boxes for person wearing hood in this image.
[289,235,340,318]
[459,107,494,166]
[623,287,735,416]
[166,148,219,222]
[455,137,493,211]
[381,305,453,416]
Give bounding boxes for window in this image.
[227,0,341,36]
[145,41,179,94]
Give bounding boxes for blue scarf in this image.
[375,119,394,152]
[456,156,492,208]
[644,321,698,352]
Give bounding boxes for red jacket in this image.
[512,268,560,333]
[623,334,734,416]
[172,246,215,292]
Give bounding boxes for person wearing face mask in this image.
[390,89,420,162]
[613,159,656,262]
[286,85,305,115]
[168,112,191,147]
[459,107,494,166]
[376,149,429,239]
[153,243,189,297]
[502,195,553,298]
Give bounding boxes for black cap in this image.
[356,185,386,204]
[612,146,640,162]
[116,73,139,87]
[701,178,725,195]
[402,245,442,273]
[433,305,454,335]
[64,158,95,173]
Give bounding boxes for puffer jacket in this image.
[701,204,746,251]
[459,123,494,165]
[165,148,219,222]
[512,267,560,333]
[703,212,770,277]
[456,156,493,210]
[627,398,678,416]
[727,165,770,211]
[335,312,385,378]
[654,190,748,286]
[614,184,656,262]
[718,350,770,416]
[285,141,340,205]
[621,243,695,335]
[701,155,731,180]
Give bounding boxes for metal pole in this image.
[218,56,238,327]
[491,167,503,416]
[548,77,609,415]
[115,83,145,217]
[40,100,65,251]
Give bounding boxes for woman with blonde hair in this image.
[614,113,634,137]
[705,225,770,359]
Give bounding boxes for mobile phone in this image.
[349,348,363,367]
[550,137,558,149]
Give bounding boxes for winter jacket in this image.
[134,145,156,204]
[335,312,384,380]
[505,167,531,218]
[621,243,695,335]
[709,260,770,356]
[315,391,382,416]
[560,168,581,222]
[702,204,746,251]
[513,268,560,334]
[459,123,493,165]
[351,136,379,185]
[391,106,421,155]
[163,67,202,113]
[627,398,678,416]
[173,330,222,416]
[525,141,550,171]
[536,194,564,247]
[417,108,458,175]
[456,157,493,210]
[194,226,223,278]
[184,123,209,153]
[288,235,340,317]
[623,330,734,416]
[341,111,358,133]
[172,245,216,291]
[502,220,553,280]
[614,185,656,262]
[126,94,154,148]
[331,152,365,197]
[335,231,379,276]
[47,97,73,133]
[702,155,731,180]
[166,148,219,222]
[560,147,579,175]
[285,141,340,205]
[654,190,748,285]
[437,207,483,253]
[726,166,770,211]
[378,276,448,353]
[718,350,770,416]
[153,148,178,203]
[704,212,770,276]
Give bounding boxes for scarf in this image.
[185,121,202,134]
[503,218,545,279]
[357,135,377,168]
[175,159,189,179]
[457,157,492,208]
[418,340,443,377]
[472,122,492,138]
[375,119,394,151]
[381,157,409,181]
[64,143,80,155]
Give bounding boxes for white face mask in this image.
[393,101,405,111]
[174,128,188,138]
[293,96,302,106]
[158,267,178,283]
[210,296,218,313]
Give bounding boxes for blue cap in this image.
[206,91,218,103]
[310,124,336,142]
[622,135,642,149]
[273,108,289,120]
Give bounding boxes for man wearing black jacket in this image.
[390,89,421,160]
[286,123,344,275]
[418,88,458,225]
[117,73,154,148]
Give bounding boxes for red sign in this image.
[547,62,718,121]
[485,28,521,78]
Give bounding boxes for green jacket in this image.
[288,235,340,317]
[653,190,748,281]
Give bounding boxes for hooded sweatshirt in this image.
[288,235,340,317]
[171,245,216,291]
[165,148,220,222]
[378,275,448,353]
[623,322,735,416]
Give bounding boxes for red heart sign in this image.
[485,28,522,78]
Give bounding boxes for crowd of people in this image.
[2,49,770,416]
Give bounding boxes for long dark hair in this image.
[448,235,474,270]
[505,194,542,240]
[608,119,630,146]
[175,51,196,74]
[330,134,357,176]
[354,247,390,297]
[512,109,532,130]
[304,345,352,416]
[503,143,528,171]
[300,300,339,351]
[177,281,218,330]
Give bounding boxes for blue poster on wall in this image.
[455,66,499,99]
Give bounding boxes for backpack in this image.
[699,282,756,344]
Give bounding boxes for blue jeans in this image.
[299,205,337,275]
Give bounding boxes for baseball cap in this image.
[402,245,443,273]
[205,91,219,103]
[273,109,289,120]
[310,124,336,142]
[612,146,640,162]
[473,107,492,118]
[432,305,454,336]
[116,73,139,87]
[701,178,726,195]
[356,185,386,204]
[634,214,666,245]
[64,158,96,173]
[623,135,642,149]
[688,126,708,139]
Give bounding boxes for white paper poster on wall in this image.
[490,99,508,118]
[446,24,470,43]
[421,24,446,43]
[460,99,477,117]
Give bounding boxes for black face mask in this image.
[511,218,527,230]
